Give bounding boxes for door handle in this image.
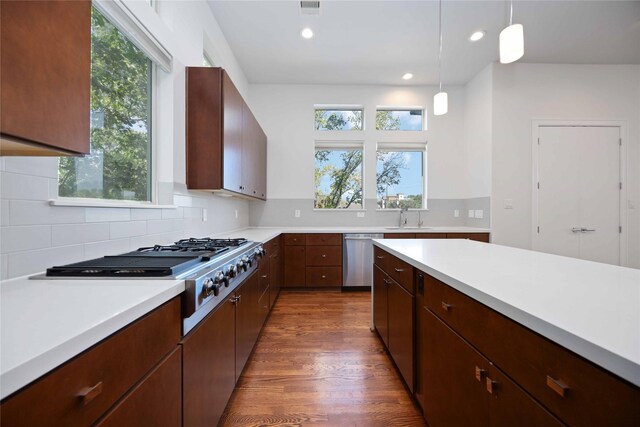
[581,228,596,232]
[571,227,582,233]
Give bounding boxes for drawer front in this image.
[95,347,182,427]
[415,233,447,239]
[306,267,342,287]
[264,236,280,253]
[424,274,640,426]
[1,297,181,427]
[446,232,490,242]
[374,246,390,271]
[384,233,415,239]
[283,246,305,286]
[373,247,414,294]
[284,233,306,245]
[306,233,342,246]
[305,245,342,266]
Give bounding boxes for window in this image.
[376,147,425,209]
[58,7,153,201]
[314,108,363,131]
[376,109,424,131]
[314,144,363,209]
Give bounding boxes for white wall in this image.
[464,65,493,199]
[0,0,251,280]
[490,63,640,268]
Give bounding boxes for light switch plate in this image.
[294,209,301,218]
[504,199,514,209]
[357,212,365,217]
[454,209,460,218]
[468,210,475,218]
[475,210,483,219]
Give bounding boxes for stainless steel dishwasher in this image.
[343,234,384,289]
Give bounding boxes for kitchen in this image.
[1,0,639,426]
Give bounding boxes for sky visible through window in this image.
[315,109,362,131]
[315,149,363,209]
[376,110,423,131]
[376,151,424,209]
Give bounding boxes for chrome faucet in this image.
[399,207,409,228]
[417,210,424,228]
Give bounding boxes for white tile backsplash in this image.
[110,221,147,239]
[52,223,110,246]
[1,200,9,226]
[131,208,163,221]
[8,245,84,278]
[1,225,51,252]
[1,172,50,201]
[1,254,8,280]
[162,207,184,219]
[86,207,131,223]
[84,238,130,260]
[10,200,86,225]
[3,157,58,178]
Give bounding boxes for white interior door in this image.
[536,126,620,265]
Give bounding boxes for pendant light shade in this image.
[434,91,448,116]
[433,0,448,116]
[500,23,524,64]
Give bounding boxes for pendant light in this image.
[499,0,524,64]
[433,0,448,116]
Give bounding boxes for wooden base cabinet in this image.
[388,277,415,393]
[373,266,389,348]
[283,233,343,288]
[422,309,562,427]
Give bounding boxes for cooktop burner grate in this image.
[46,255,203,277]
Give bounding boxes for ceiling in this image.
[208,1,640,86]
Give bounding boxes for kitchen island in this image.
[372,238,640,426]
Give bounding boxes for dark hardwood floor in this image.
[220,291,426,426]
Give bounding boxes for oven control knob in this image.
[213,271,227,289]
[237,260,245,272]
[227,264,237,278]
[203,277,221,297]
[242,255,251,268]
[255,246,265,258]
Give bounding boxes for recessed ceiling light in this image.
[402,73,414,80]
[469,31,485,42]
[301,28,314,39]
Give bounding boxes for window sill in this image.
[375,208,430,212]
[49,198,177,209]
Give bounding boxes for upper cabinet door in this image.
[1,0,91,156]
[241,103,258,197]
[222,72,244,194]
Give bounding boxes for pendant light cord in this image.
[438,0,443,93]
[509,0,513,26]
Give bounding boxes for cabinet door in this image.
[1,0,90,155]
[182,298,236,427]
[255,123,267,199]
[269,248,281,307]
[388,279,415,392]
[235,272,261,381]
[241,103,258,196]
[423,307,489,427]
[283,246,305,287]
[96,347,181,427]
[373,266,389,348]
[487,365,563,427]
[222,71,244,194]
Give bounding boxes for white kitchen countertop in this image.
[0,278,184,400]
[0,225,489,400]
[372,238,640,387]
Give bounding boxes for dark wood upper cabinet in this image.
[186,67,267,200]
[1,0,91,156]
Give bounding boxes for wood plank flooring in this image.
[220,291,426,426]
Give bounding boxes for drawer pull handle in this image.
[261,275,268,279]
[376,255,385,259]
[546,376,569,397]
[475,366,486,382]
[441,302,453,311]
[322,254,326,258]
[79,381,103,406]
[486,377,498,395]
[383,279,392,285]
[394,268,404,272]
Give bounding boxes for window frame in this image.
[313,140,366,211]
[375,106,426,131]
[375,142,428,211]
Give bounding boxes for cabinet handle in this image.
[486,377,498,394]
[441,302,453,311]
[394,268,404,272]
[546,375,569,397]
[475,366,486,382]
[321,275,326,279]
[376,255,385,259]
[322,254,326,258]
[261,275,268,279]
[78,381,103,406]
[383,279,392,285]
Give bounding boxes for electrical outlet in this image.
[235,209,238,219]
[454,209,460,218]
[357,212,365,218]
[295,209,301,218]
[504,199,514,209]
[475,209,483,219]
[468,210,475,218]
[202,209,207,222]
